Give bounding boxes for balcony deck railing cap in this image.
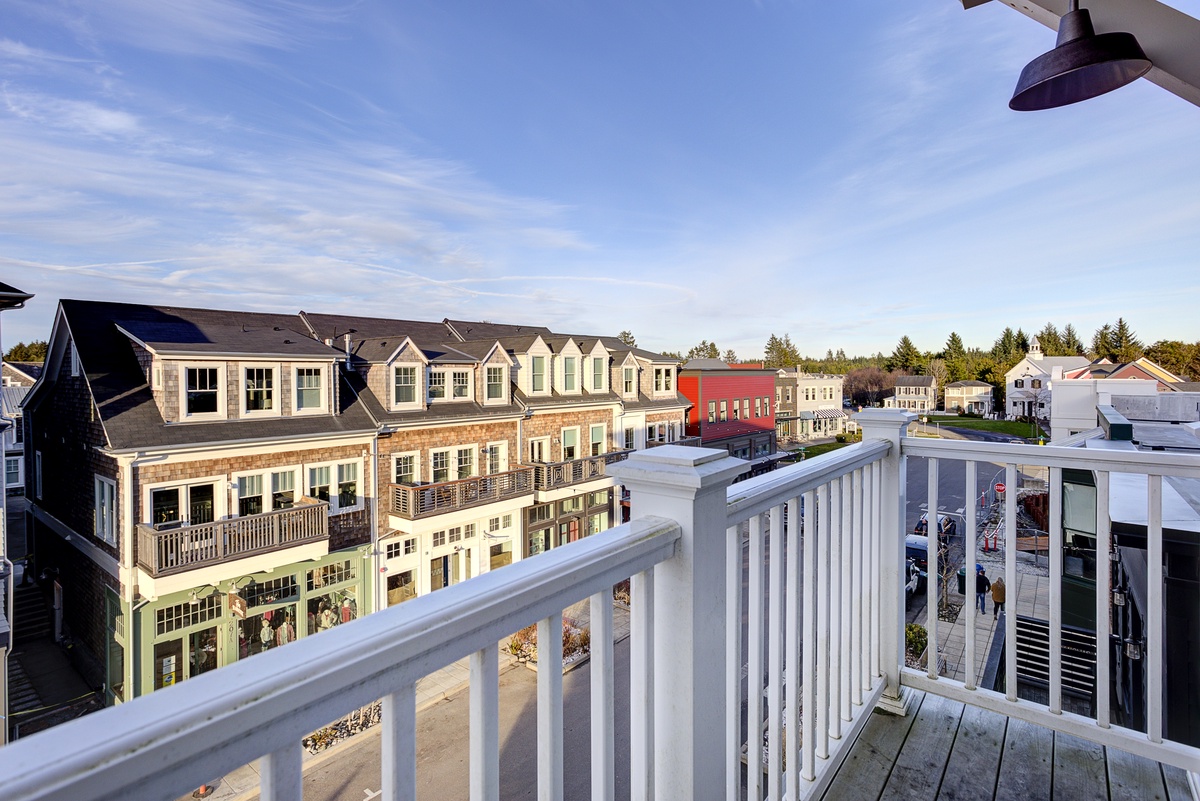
[608,445,746,494]
[854,408,917,431]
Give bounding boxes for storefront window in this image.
[189,626,218,677]
[307,587,358,635]
[154,639,183,689]
[239,604,298,659]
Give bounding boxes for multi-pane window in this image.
[1014,379,1024,388]
[531,356,546,392]
[432,451,450,483]
[452,371,470,399]
[308,466,332,503]
[456,447,474,479]
[755,398,762,418]
[654,368,673,392]
[244,367,274,412]
[185,367,219,415]
[733,402,740,421]
[448,526,463,543]
[624,428,635,450]
[708,401,716,423]
[239,474,264,516]
[272,470,295,509]
[394,366,417,404]
[489,517,502,532]
[623,367,635,395]
[719,401,728,422]
[337,463,358,509]
[394,454,416,485]
[563,357,577,391]
[590,424,605,456]
[405,537,416,554]
[503,513,512,528]
[433,530,447,547]
[428,372,446,399]
[486,367,505,400]
[296,368,323,410]
[386,541,402,560]
[592,358,605,390]
[743,399,750,419]
[562,428,578,460]
[95,477,117,545]
[5,457,20,487]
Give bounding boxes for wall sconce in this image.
[1111,589,1126,607]
[1123,640,1142,660]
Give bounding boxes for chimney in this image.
[343,333,352,362]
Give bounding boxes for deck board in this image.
[878,693,963,801]
[1051,732,1107,801]
[822,695,925,801]
[1107,746,1170,801]
[820,694,1184,801]
[994,718,1054,801]
[936,704,1007,801]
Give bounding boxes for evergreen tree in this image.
[685,340,720,360]
[944,332,966,361]
[887,336,922,372]
[1091,324,1115,360]
[1111,318,1144,362]
[763,334,800,369]
[4,341,48,362]
[617,330,637,348]
[1015,328,1030,354]
[1145,340,1198,380]
[722,349,738,364]
[1061,324,1084,355]
[1035,323,1063,356]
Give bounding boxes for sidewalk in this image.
[183,598,631,801]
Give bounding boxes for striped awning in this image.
[814,408,847,419]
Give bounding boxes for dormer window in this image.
[241,365,281,418]
[394,366,418,404]
[179,364,226,420]
[294,366,327,414]
[563,357,577,392]
[452,370,471,399]
[429,371,446,400]
[486,367,506,402]
[592,358,605,392]
[623,367,635,396]
[531,356,547,393]
[654,367,673,393]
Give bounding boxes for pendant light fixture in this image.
[1009,0,1152,111]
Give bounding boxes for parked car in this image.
[914,512,957,541]
[905,534,930,593]
[904,557,922,606]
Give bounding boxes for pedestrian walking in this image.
[991,576,1006,618]
[975,567,991,615]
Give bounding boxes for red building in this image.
[678,359,781,476]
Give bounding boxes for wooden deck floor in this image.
[822,691,1193,801]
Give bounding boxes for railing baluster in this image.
[840,472,854,717]
[725,523,742,801]
[1049,466,1063,714]
[747,513,765,801]
[851,468,864,702]
[537,613,564,801]
[630,571,654,801]
[815,482,830,760]
[828,477,842,740]
[260,741,302,801]
[870,462,881,680]
[785,495,801,800]
[1094,470,1111,728]
[801,489,817,782]
[766,504,784,801]
[926,457,939,680]
[382,685,416,801]
[1004,463,1018,702]
[964,460,978,692]
[591,591,615,801]
[1147,474,1164,744]
[469,644,499,801]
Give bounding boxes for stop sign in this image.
[995,483,1006,494]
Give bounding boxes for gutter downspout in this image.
[370,435,379,615]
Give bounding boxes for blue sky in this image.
[2,0,1198,359]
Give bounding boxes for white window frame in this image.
[591,357,606,392]
[293,364,329,415]
[392,451,420,485]
[484,366,507,405]
[623,367,636,397]
[239,363,281,419]
[455,446,475,480]
[95,476,117,546]
[430,449,452,483]
[392,364,422,410]
[530,355,548,395]
[560,427,580,461]
[589,424,606,456]
[142,474,226,526]
[529,437,550,464]
[231,466,301,516]
[5,456,22,488]
[484,441,508,474]
[451,369,472,401]
[654,367,673,394]
[562,356,578,393]
[304,459,362,514]
[179,362,227,421]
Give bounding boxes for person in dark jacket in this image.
[975,568,991,615]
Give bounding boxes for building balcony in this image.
[6,412,1199,801]
[135,500,329,578]
[388,467,536,520]
[531,450,632,491]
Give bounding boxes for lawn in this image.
[925,415,1045,439]
[791,440,854,459]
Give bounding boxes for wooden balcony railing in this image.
[389,467,535,519]
[532,450,632,491]
[136,501,328,577]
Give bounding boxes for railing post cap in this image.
[608,445,746,494]
[855,408,917,431]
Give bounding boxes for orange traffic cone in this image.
[193,784,214,798]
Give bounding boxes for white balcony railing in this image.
[2,410,1198,801]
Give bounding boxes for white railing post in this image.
[608,445,746,801]
[853,409,915,716]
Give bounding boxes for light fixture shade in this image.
[1010,7,1151,111]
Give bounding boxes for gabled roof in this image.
[0,281,33,310]
[681,358,730,370]
[1,385,29,416]
[442,319,552,341]
[2,362,42,383]
[946,380,992,388]
[894,375,935,387]
[300,312,451,344]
